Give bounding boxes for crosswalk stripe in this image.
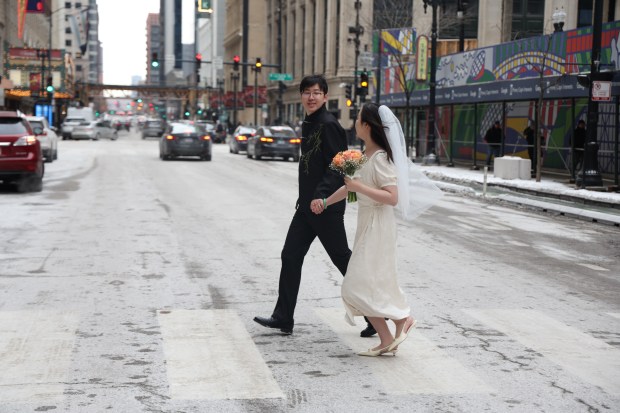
[0,311,78,402]
[315,308,492,394]
[578,263,609,271]
[158,309,284,400]
[464,309,620,395]
[608,313,620,320]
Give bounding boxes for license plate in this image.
[182,138,194,143]
[277,140,284,145]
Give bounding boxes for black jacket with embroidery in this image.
[298,105,348,213]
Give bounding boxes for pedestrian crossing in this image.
[464,309,620,396]
[0,308,619,404]
[0,311,78,403]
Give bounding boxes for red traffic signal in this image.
[233,55,240,71]
[195,53,202,62]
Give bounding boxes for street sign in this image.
[214,56,223,70]
[359,51,374,68]
[268,73,293,81]
[592,80,611,101]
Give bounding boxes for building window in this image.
[438,0,479,40]
[511,0,544,39]
[65,2,71,8]
[76,65,82,72]
[66,40,72,46]
[65,27,71,34]
[76,2,82,8]
[577,0,593,28]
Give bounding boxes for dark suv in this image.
[0,111,44,192]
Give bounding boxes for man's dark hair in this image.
[300,74,328,94]
[578,120,586,126]
[494,120,500,126]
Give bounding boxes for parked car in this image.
[159,122,212,161]
[247,125,300,161]
[229,125,256,154]
[25,116,59,163]
[0,111,44,192]
[60,116,86,139]
[71,119,118,141]
[142,119,166,139]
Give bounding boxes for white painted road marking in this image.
[578,263,609,271]
[464,309,620,395]
[0,311,78,402]
[608,313,620,320]
[158,309,284,400]
[315,308,492,394]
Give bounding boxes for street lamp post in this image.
[422,0,439,165]
[231,72,239,127]
[577,1,604,188]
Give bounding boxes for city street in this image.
[0,129,619,413]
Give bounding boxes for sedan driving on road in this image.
[159,122,212,161]
[71,120,118,141]
[228,125,255,154]
[247,125,300,161]
[26,116,59,162]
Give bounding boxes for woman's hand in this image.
[344,176,363,193]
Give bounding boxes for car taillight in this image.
[202,135,211,141]
[289,138,301,144]
[165,135,175,140]
[14,135,37,146]
[236,135,248,141]
[260,137,274,143]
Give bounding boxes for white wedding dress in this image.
[341,150,411,325]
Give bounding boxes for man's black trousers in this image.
[272,208,351,324]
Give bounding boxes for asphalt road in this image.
[0,129,618,412]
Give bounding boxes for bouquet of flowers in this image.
[330,150,368,202]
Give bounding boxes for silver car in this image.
[60,116,86,139]
[26,116,59,162]
[71,120,118,141]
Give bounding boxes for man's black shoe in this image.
[360,323,377,337]
[253,316,293,335]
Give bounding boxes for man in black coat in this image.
[254,74,375,336]
[484,120,503,167]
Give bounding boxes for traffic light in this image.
[195,53,202,83]
[198,0,212,13]
[254,57,262,73]
[360,72,369,89]
[344,83,352,107]
[45,76,54,96]
[233,55,240,71]
[151,52,159,68]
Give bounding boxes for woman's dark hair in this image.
[360,103,393,162]
[299,74,328,94]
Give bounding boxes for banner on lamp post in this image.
[416,35,428,82]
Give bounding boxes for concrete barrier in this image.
[494,156,531,180]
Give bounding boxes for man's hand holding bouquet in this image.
[330,150,367,202]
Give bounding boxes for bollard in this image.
[483,166,488,196]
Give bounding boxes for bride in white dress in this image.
[320,103,417,356]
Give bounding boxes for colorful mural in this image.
[375,21,620,174]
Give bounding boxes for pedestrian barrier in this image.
[494,156,531,180]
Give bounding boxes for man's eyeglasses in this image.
[301,91,325,98]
